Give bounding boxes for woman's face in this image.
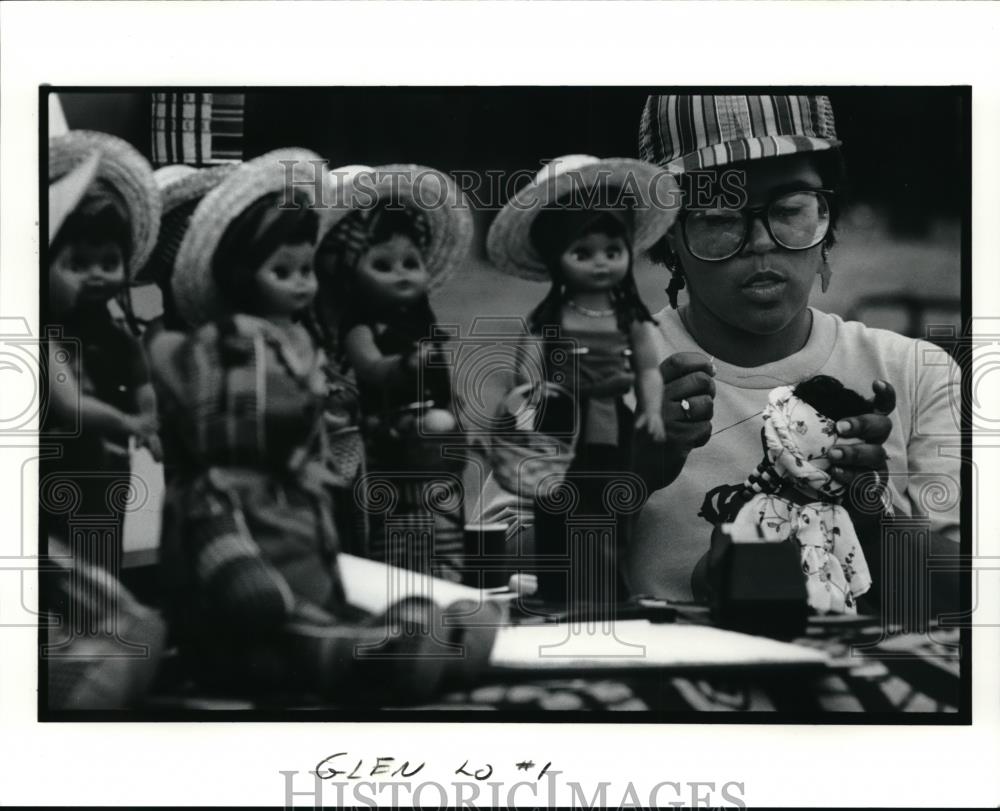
[252,242,318,317]
[673,153,826,336]
[354,234,430,308]
[559,231,630,294]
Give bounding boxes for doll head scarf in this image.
[320,203,431,278]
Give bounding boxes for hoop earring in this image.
[819,243,833,294]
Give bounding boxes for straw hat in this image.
[136,163,239,284]
[486,154,679,282]
[49,151,100,246]
[324,163,474,290]
[49,130,161,274]
[172,148,342,326]
[639,94,841,173]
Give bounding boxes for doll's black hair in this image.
[527,212,655,337]
[50,181,133,266]
[792,374,874,422]
[211,189,319,317]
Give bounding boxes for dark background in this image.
[59,87,966,235]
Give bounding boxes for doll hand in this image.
[508,572,538,596]
[828,379,895,504]
[142,432,164,463]
[636,410,667,443]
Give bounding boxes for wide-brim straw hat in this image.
[136,163,239,284]
[173,148,343,326]
[49,130,161,275]
[324,163,474,290]
[639,94,841,173]
[486,154,679,282]
[49,151,100,246]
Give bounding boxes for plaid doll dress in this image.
[158,316,349,665]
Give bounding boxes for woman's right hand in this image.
[633,352,715,492]
[659,352,716,454]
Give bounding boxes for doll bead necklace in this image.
[565,298,616,318]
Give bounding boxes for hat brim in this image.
[136,163,239,284]
[324,164,473,290]
[49,130,161,275]
[486,158,678,282]
[665,136,840,173]
[49,151,100,246]
[173,148,343,326]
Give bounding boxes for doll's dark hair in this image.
[50,181,133,266]
[527,211,655,336]
[211,189,319,316]
[655,150,847,308]
[792,374,874,422]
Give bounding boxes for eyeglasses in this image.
[680,189,833,262]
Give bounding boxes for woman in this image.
[476,93,960,608]
[629,93,960,603]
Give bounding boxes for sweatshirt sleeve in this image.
[904,339,962,545]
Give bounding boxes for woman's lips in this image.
[741,271,788,302]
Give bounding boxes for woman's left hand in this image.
[827,379,896,489]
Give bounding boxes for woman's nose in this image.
[744,214,777,254]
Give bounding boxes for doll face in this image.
[252,241,318,317]
[49,239,126,311]
[559,231,630,293]
[354,234,429,308]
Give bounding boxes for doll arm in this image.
[47,341,145,443]
[630,320,666,442]
[343,324,413,389]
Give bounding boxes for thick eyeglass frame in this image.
[679,188,835,262]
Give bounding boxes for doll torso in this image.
[357,317,452,416]
[551,309,635,448]
[178,314,327,471]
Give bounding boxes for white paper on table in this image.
[488,619,829,672]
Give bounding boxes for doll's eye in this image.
[606,247,621,259]
[403,255,420,270]
[372,258,391,272]
[272,266,291,280]
[572,248,590,261]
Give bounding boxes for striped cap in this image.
[639,94,841,172]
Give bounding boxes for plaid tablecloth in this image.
[418,620,963,714]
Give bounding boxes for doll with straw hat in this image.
[315,163,474,581]
[153,149,445,701]
[43,131,167,709]
[316,163,473,437]
[45,130,164,568]
[486,154,678,604]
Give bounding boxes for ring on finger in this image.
[679,398,692,420]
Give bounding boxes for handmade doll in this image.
[44,131,163,570]
[486,154,678,605]
[154,150,444,701]
[698,375,885,614]
[315,164,474,584]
